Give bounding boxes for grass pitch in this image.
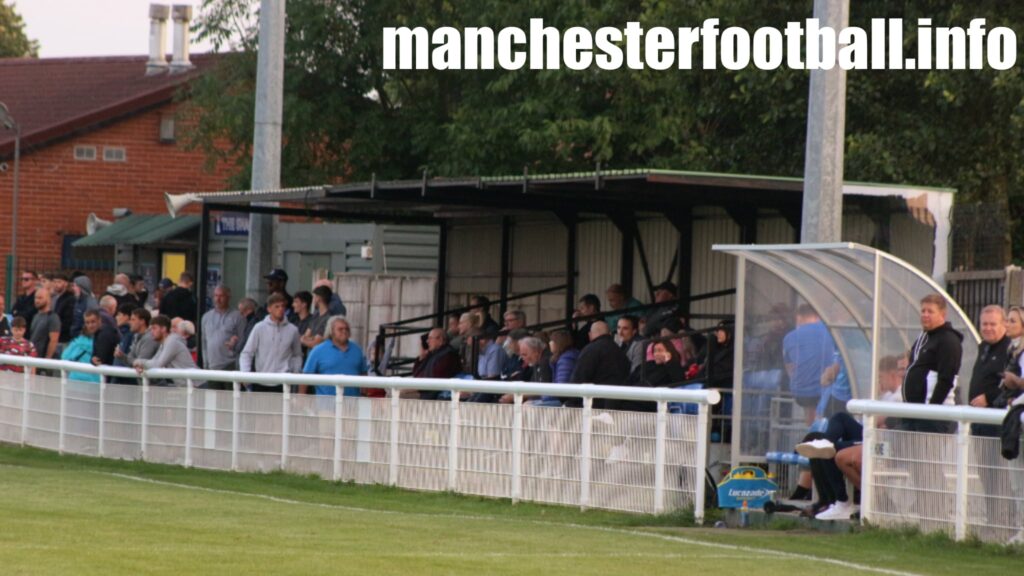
[0,444,1020,575]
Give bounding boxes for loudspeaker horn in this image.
[86,212,113,235]
[165,192,199,218]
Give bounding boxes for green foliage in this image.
[0,1,38,58]
[185,1,1024,258]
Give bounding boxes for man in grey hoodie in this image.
[240,293,302,392]
[134,315,196,386]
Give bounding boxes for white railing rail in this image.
[847,399,1024,543]
[0,354,720,521]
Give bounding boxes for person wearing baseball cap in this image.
[258,268,294,321]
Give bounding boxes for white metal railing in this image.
[0,354,720,521]
[847,399,1024,544]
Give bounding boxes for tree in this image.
[0,1,39,58]
[186,1,1024,265]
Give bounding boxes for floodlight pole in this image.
[0,102,20,311]
[246,0,286,302]
[801,0,849,243]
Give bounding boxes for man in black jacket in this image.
[902,294,963,434]
[51,273,77,347]
[968,305,1011,437]
[160,272,198,323]
[569,321,630,408]
[83,310,120,367]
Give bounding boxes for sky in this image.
[17,0,218,58]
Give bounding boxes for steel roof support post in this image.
[559,212,578,325]
[499,217,512,316]
[196,203,210,366]
[666,206,693,317]
[435,221,448,327]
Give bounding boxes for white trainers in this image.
[815,500,856,521]
[796,439,837,459]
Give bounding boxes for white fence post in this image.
[20,368,30,445]
[333,390,343,481]
[281,384,290,470]
[140,376,149,460]
[654,401,668,514]
[511,393,523,504]
[860,414,876,526]
[58,370,67,454]
[448,390,460,491]
[231,382,240,471]
[98,375,106,458]
[955,420,970,541]
[184,378,194,467]
[389,389,400,486]
[580,396,593,510]
[694,403,710,525]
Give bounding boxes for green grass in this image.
[0,444,1020,575]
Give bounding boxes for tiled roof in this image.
[0,53,221,157]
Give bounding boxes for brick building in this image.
[0,53,234,298]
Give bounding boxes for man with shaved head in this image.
[409,327,461,399]
[567,320,630,408]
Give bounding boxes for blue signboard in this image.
[716,466,778,509]
[215,214,250,236]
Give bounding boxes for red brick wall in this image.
[0,102,237,291]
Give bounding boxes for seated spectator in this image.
[572,294,602,350]
[0,317,37,373]
[470,295,500,333]
[445,313,461,341]
[409,328,460,399]
[794,355,906,520]
[502,310,527,335]
[453,311,481,371]
[501,328,531,380]
[499,336,552,404]
[604,284,643,328]
[568,321,630,407]
[549,330,579,384]
[476,326,503,379]
[686,321,734,389]
[641,281,679,338]
[612,340,687,412]
[616,315,644,372]
[134,315,197,386]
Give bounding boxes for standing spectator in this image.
[313,279,346,316]
[113,303,135,363]
[85,310,120,367]
[133,315,197,386]
[0,295,10,337]
[106,273,141,308]
[240,293,303,392]
[783,304,837,425]
[12,270,38,329]
[237,297,259,351]
[122,308,159,367]
[968,305,1012,434]
[302,316,366,397]
[131,275,150,310]
[51,273,76,346]
[61,312,100,383]
[259,268,293,319]
[604,284,643,328]
[159,272,197,322]
[572,294,602,350]
[201,285,245,373]
[300,286,333,351]
[69,274,98,339]
[97,295,119,331]
[616,315,644,373]
[470,295,499,333]
[900,294,963,433]
[29,288,59,360]
[292,291,314,356]
[409,328,460,399]
[569,321,630,407]
[0,317,37,372]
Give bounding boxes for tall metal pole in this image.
[801,0,849,243]
[246,0,286,302]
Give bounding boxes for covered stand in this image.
[714,243,979,467]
